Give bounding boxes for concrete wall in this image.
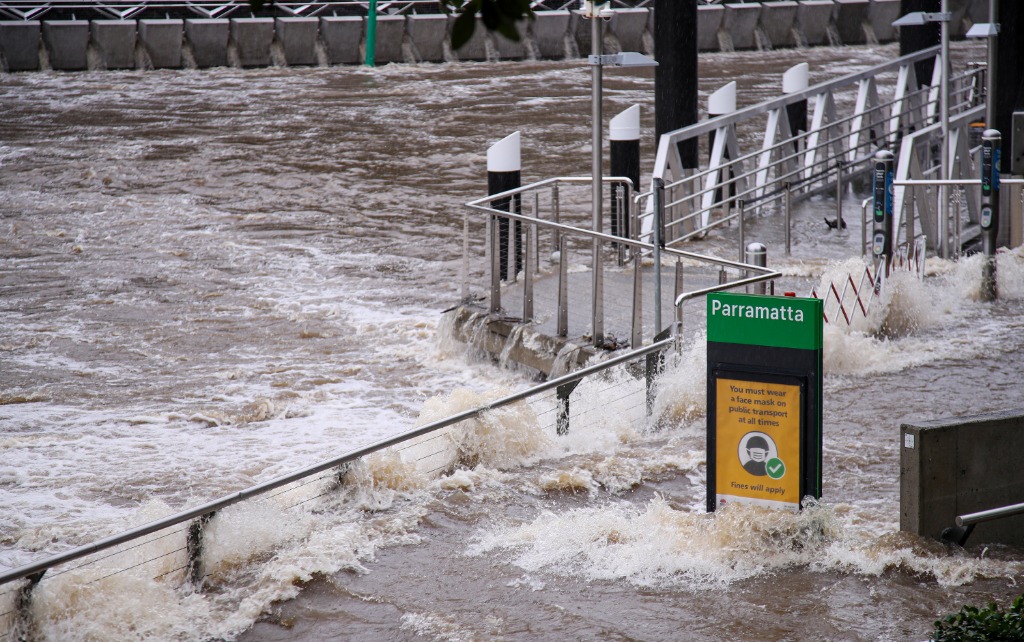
[91,20,136,69]
[798,0,836,47]
[0,21,40,71]
[901,410,1024,547]
[275,17,318,66]
[186,19,229,69]
[760,1,800,49]
[139,19,183,69]
[722,3,762,51]
[42,20,89,70]
[533,11,570,60]
[0,0,990,73]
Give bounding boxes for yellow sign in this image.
[715,378,801,510]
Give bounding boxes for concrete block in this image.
[759,1,799,49]
[90,20,136,70]
[449,15,487,62]
[532,10,570,59]
[797,1,835,46]
[724,3,762,51]
[319,16,362,65]
[0,21,41,72]
[370,15,406,64]
[185,19,229,68]
[275,17,318,66]
[139,19,183,69]
[407,14,447,63]
[697,5,725,52]
[492,20,528,60]
[230,18,274,67]
[609,8,649,54]
[834,0,869,45]
[867,0,900,43]
[901,410,1024,547]
[42,20,90,71]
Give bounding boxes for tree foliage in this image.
[247,0,533,50]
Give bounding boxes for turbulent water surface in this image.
[2,41,1023,641]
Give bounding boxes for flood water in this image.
[3,40,1024,641]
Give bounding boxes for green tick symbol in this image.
[766,458,785,480]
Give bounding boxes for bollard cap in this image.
[708,81,737,116]
[873,149,894,162]
[782,63,809,94]
[745,242,767,254]
[983,129,1002,141]
[487,131,521,173]
[609,105,641,141]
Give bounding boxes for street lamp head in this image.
[893,11,951,27]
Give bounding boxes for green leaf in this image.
[451,7,478,50]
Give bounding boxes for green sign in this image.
[707,293,823,351]
[706,292,824,513]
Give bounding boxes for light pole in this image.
[583,1,657,347]
[894,3,952,258]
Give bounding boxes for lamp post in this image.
[894,2,952,258]
[583,1,657,347]
[966,1,999,130]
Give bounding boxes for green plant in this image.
[933,595,1024,641]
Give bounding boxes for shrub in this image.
[933,595,1024,642]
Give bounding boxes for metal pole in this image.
[552,183,560,256]
[489,216,500,314]
[591,11,604,347]
[986,0,998,130]
[745,242,768,295]
[653,177,664,337]
[524,224,534,321]
[940,0,950,259]
[365,0,377,67]
[784,182,792,256]
[461,211,469,301]
[737,198,745,263]
[557,236,568,337]
[835,161,843,226]
[981,128,1001,300]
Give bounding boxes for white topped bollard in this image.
[609,104,641,245]
[708,81,737,208]
[783,62,809,149]
[487,131,522,286]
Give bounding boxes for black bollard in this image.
[610,104,641,242]
[783,62,808,154]
[487,131,522,282]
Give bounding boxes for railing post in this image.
[489,215,501,314]
[557,236,568,337]
[551,183,560,256]
[835,161,844,227]
[524,223,534,322]
[737,198,746,263]
[631,247,643,348]
[186,512,215,589]
[556,380,581,435]
[11,570,44,639]
[784,181,792,256]
[745,242,768,295]
[653,177,665,337]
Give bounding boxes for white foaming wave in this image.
[470,497,1024,590]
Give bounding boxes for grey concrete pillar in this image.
[0,21,41,72]
[532,11,570,59]
[42,21,90,71]
[139,19,183,69]
[319,16,362,65]
[230,18,274,67]
[797,0,836,46]
[407,14,448,63]
[608,8,649,53]
[372,15,406,64]
[723,3,762,50]
[492,20,528,60]
[834,0,870,45]
[759,1,799,48]
[185,19,229,68]
[868,0,901,43]
[697,5,725,52]
[90,20,137,70]
[275,17,319,66]
[448,14,487,61]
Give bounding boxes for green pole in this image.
[365,0,377,67]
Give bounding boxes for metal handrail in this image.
[956,501,1024,527]
[0,335,674,588]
